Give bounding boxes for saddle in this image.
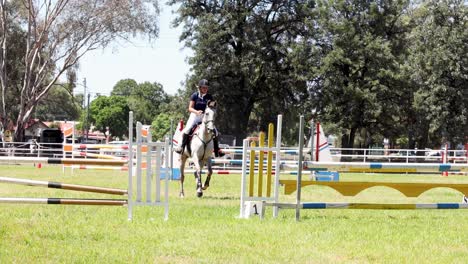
[186,122,202,155]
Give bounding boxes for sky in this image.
[76,4,192,97]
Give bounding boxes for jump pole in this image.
[266,123,274,197]
[275,202,468,210]
[258,132,265,197]
[127,111,134,220]
[302,162,468,173]
[0,198,127,206]
[0,157,127,166]
[272,115,282,217]
[248,141,256,196]
[0,177,127,195]
[294,115,305,221]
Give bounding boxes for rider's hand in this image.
[196,110,203,115]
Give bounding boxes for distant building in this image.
[23,119,49,140]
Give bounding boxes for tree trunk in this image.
[14,122,25,142]
[416,124,429,151]
[218,97,253,146]
[349,126,357,149]
[14,102,36,142]
[340,127,358,160]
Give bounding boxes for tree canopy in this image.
[405,0,468,148]
[89,95,130,139]
[169,0,313,142]
[0,0,160,141]
[168,0,466,148]
[1,0,466,149]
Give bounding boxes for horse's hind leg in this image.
[179,156,186,198]
[180,173,185,198]
[202,171,212,190]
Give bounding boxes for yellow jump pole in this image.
[266,123,274,197]
[258,132,265,197]
[248,141,256,197]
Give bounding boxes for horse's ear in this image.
[207,100,217,108]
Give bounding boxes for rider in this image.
[174,79,225,157]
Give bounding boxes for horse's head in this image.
[203,100,217,134]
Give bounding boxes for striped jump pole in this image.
[71,151,126,160]
[0,177,127,195]
[0,198,127,206]
[184,169,245,174]
[273,202,468,210]
[74,144,127,149]
[303,161,468,173]
[70,165,130,171]
[0,157,128,167]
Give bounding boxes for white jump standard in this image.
[0,112,170,221]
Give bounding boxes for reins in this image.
[194,110,215,160]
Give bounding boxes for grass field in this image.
[1,164,468,263]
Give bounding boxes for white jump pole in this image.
[127,111,134,221]
[295,115,305,221]
[273,115,282,217]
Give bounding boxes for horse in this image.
[177,101,217,198]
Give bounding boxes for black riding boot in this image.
[213,137,225,157]
[176,133,189,154]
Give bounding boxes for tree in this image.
[112,78,173,131]
[111,79,138,97]
[298,0,410,148]
[35,84,81,121]
[151,113,172,141]
[0,0,160,141]
[151,89,189,141]
[89,95,130,139]
[405,0,467,148]
[169,0,313,143]
[0,3,27,128]
[128,81,169,124]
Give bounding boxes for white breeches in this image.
[182,113,219,136]
[182,113,202,134]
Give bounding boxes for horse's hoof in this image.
[202,184,209,190]
[179,192,185,198]
[197,191,203,198]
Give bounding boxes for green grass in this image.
[1,165,468,263]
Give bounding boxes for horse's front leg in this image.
[192,157,204,198]
[202,158,212,190]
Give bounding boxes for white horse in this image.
[178,101,216,198]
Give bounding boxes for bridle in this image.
[195,107,215,160]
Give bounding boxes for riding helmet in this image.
[198,79,209,87]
